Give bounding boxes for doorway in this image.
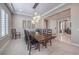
[57,17,71,42]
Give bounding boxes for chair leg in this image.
[38,43,40,51]
[50,39,52,46]
[29,48,31,55]
[29,44,31,55]
[27,44,29,50]
[15,35,17,39]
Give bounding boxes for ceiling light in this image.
[32,5,41,23]
[31,20,35,24]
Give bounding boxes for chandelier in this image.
[32,5,40,24]
[32,12,41,24]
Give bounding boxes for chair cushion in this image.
[31,39,38,45]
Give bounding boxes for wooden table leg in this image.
[44,41,47,48]
[37,43,40,51]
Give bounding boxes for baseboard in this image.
[0,39,10,54]
[59,40,79,47]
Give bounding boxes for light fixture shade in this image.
[37,15,40,19]
[33,16,36,20]
[31,20,35,24]
[36,15,40,22]
[33,15,40,22]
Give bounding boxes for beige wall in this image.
[0,4,13,50]
[71,4,79,44]
[47,19,56,34]
[46,8,70,35]
[43,3,79,44]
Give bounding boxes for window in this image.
[0,9,8,38]
[5,13,8,34]
[23,20,33,30]
[1,9,6,36]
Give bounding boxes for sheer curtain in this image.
[1,9,6,36]
[0,9,8,38]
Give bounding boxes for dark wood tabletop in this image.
[31,33,48,42]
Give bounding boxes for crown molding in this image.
[41,3,67,17]
[6,3,15,14]
[4,3,12,14]
[6,3,67,17]
[14,11,33,17]
[7,3,33,16]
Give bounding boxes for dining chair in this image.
[36,29,49,48]
[11,29,21,39]
[24,30,28,44]
[26,31,40,55]
[11,29,17,39]
[47,29,53,46]
[43,29,46,35]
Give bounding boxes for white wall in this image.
[43,3,79,44]
[13,14,32,37]
[71,4,79,44]
[0,4,13,51]
[48,19,56,34]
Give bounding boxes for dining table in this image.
[34,34,48,41]
[30,32,49,48]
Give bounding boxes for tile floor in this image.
[1,36,79,55]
